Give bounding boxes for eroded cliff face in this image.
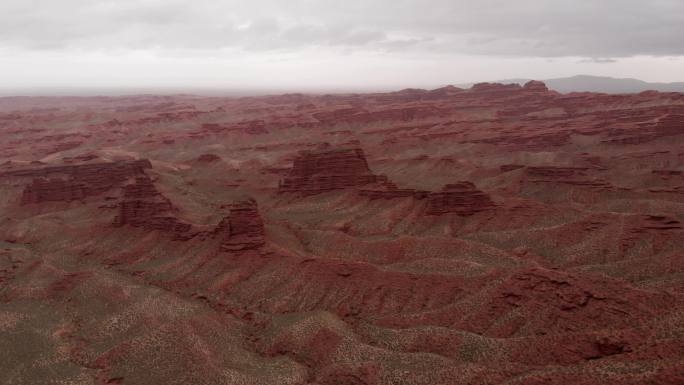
[112,175,189,233]
[603,113,684,145]
[279,147,386,195]
[214,199,265,251]
[426,182,497,216]
[359,180,496,216]
[12,160,152,204]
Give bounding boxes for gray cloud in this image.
[579,58,619,64]
[0,0,683,57]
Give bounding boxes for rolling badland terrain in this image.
[0,81,683,384]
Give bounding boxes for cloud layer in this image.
[1,1,683,91]
[1,0,683,57]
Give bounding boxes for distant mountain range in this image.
[459,75,684,94]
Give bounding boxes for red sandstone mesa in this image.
[426,182,496,215]
[279,147,387,195]
[522,80,550,93]
[11,160,152,204]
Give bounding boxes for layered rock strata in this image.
[14,160,152,204]
[214,199,265,251]
[279,147,386,195]
[426,182,496,216]
[113,175,192,238]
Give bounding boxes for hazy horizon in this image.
[1,0,683,94]
[2,74,684,98]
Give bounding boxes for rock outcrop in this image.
[279,147,386,195]
[426,182,496,216]
[359,181,496,217]
[113,175,192,238]
[21,178,89,204]
[620,214,682,252]
[470,82,523,97]
[459,267,671,338]
[603,113,684,145]
[523,80,549,93]
[214,199,265,251]
[15,160,152,205]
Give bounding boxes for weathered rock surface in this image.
[113,175,192,238]
[11,160,152,204]
[603,113,684,145]
[426,182,496,215]
[21,177,89,204]
[470,82,523,96]
[457,267,673,338]
[279,147,386,195]
[523,80,550,93]
[214,199,265,251]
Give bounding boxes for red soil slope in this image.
[0,81,683,384]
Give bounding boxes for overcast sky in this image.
[1,0,683,94]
